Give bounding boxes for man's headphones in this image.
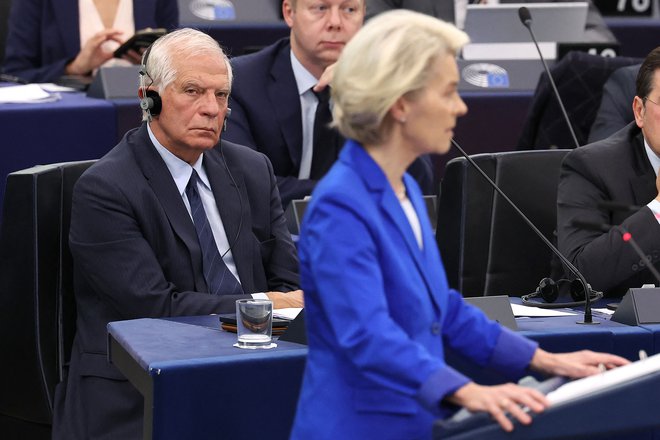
[521,278,603,309]
[139,44,162,118]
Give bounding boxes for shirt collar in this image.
[147,123,209,196]
[644,137,660,177]
[290,48,318,96]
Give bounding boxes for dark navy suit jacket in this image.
[52,123,299,439]
[2,0,178,83]
[226,38,435,207]
[558,122,660,296]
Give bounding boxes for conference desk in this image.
[108,309,660,440]
[0,91,143,221]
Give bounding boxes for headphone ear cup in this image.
[569,279,585,301]
[538,277,559,303]
[145,89,162,116]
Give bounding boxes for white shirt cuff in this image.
[251,292,269,299]
[647,199,660,225]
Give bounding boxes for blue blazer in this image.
[52,123,299,439]
[2,0,179,83]
[290,140,537,440]
[225,38,435,207]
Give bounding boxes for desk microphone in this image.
[451,139,598,324]
[518,6,580,149]
[571,219,660,286]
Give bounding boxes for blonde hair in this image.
[331,10,468,144]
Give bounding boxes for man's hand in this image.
[265,289,304,309]
[312,63,336,93]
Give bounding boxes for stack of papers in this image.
[0,84,61,104]
[273,307,302,320]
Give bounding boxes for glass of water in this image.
[234,299,275,349]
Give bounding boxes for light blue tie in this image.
[186,170,243,295]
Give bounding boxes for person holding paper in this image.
[1,0,179,83]
[290,10,628,439]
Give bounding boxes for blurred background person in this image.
[225,0,434,207]
[290,10,628,439]
[2,0,178,83]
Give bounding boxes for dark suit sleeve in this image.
[2,0,71,83]
[557,149,660,293]
[70,171,249,318]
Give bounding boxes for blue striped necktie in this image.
[186,169,243,295]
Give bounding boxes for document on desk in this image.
[510,303,576,317]
[273,307,302,320]
[547,352,660,406]
[0,84,60,103]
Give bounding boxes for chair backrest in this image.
[0,160,95,435]
[518,51,642,149]
[436,150,569,297]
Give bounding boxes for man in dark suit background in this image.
[588,63,640,143]
[557,47,660,298]
[52,28,302,440]
[225,0,434,207]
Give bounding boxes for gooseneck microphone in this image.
[451,139,598,324]
[518,6,580,150]
[572,219,660,286]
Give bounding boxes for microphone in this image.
[571,219,660,285]
[451,139,598,324]
[518,6,580,150]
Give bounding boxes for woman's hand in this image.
[446,381,549,432]
[65,29,124,76]
[530,348,630,378]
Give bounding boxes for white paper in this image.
[547,352,660,406]
[592,307,614,315]
[0,84,60,103]
[273,307,302,320]
[510,303,576,317]
[39,83,79,93]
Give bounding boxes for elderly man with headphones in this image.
[52,28,303,440]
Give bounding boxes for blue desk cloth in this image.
[108,316,307,440]
[109,310,660,440]
[0,91,118,219]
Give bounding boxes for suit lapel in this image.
[344,142,440,311]
[268,41,304,170]
[131,124,208,292]
[54,0,81,56]
[630,130,657,205]
[205,144,255,293]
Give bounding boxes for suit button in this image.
[431,322,441,335]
